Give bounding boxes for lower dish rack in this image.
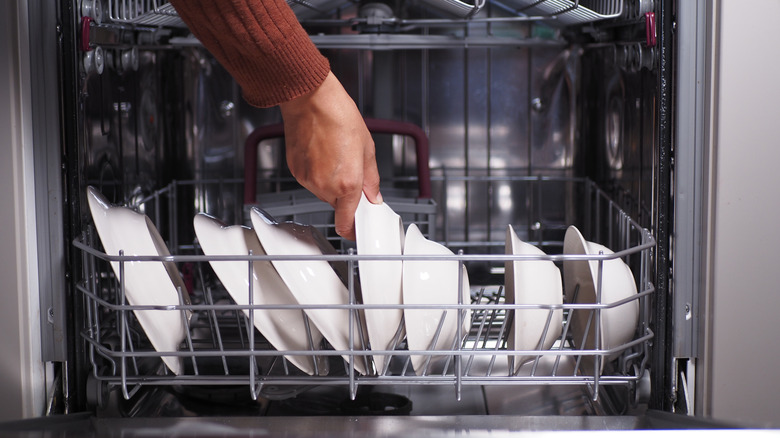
[75,176,654,404]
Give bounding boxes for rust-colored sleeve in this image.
[169,0,330,108]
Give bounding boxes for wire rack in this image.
[105,0,624,27]
[107,0,185,27]
[508,0,624,26]
[75,176,653,403]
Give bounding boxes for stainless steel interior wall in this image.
[79,49,178,221]
[183,36,578,245]
[83,37,654,252]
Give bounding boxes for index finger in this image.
[333,189,362,241]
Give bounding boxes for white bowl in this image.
[563,226,639,372]
[402,223,471,375]
[249,208,370,375]
[86,186,190,375]
[193,213,329,376]
[505,225,563,373]
[355,193,405,375]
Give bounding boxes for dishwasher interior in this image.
[61,0,666,418]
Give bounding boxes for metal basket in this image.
[75,176,654,403]
[107,0,186,27]
[505,0,624,25]
[106,0,624,27]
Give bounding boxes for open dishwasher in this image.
[11,0,777,433]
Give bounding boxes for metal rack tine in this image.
[177,285,199,376]
[529,307,557,376]
[205,285,229,375]
[464,287,490,375]
[120,311,142,400]
[301,311,320,376]
[574,309,595,378]
[419,309,450,375]
[382,315,407,376]
[554,283,578,377]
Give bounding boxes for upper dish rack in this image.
[418,0,624,23]
[74,176,654,405]
[104,0,624,27]
[511,0,624,25]
[107,0,185,27]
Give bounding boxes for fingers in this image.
[361,141,383,205]
[332,140,378,240]
[333,189,361,241]
[335,135,381,239]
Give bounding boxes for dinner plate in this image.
[249,208,370,375]
[505,225,563,373]
[563,225,639,373]
[193,213,329,376]
[355,193,405,375]
[86,186,190,375]
[402,223,471,375]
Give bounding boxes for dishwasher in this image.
[3,0,773,433]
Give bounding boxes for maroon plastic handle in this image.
[81,16,92,52]
[645,12,657,47]
[243,118,432,205]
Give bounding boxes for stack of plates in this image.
[87,186,639,378]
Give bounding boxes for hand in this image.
[279,71,382,240]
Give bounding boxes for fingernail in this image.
[375,191,383,204]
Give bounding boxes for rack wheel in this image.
[631,364,652,407]
[86,373,109,410]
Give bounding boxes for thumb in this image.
[362,143,382,204]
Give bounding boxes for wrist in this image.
[279,70,337,119]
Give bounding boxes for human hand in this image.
[279,71,382,240]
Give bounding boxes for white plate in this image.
[249,208,369,375]
[402,224,471,375]
[355,193,405,375]
[563,225,639,373]
[193,213,329,376]
[505,225,563,373]
[86,186,190,375]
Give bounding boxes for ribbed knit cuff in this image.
[234,31,330,107]
[170,0,330,108]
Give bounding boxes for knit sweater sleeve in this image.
[169,0,330,108]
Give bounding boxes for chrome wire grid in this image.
[75,176,654,402]
[105,0,623,27]
[107,0,185,27]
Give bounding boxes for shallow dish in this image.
[193,213,328,376]
[563,225,639,373]
[249,208,369,375]
[505,225,563,373]
[402,224,471,375]
[355,193,405,375]
[86,186,190,375]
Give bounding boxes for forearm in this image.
[169,0,330,107]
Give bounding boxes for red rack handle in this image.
[645,12,657,47]
[243,118,432,205]
[80,16,93,52]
